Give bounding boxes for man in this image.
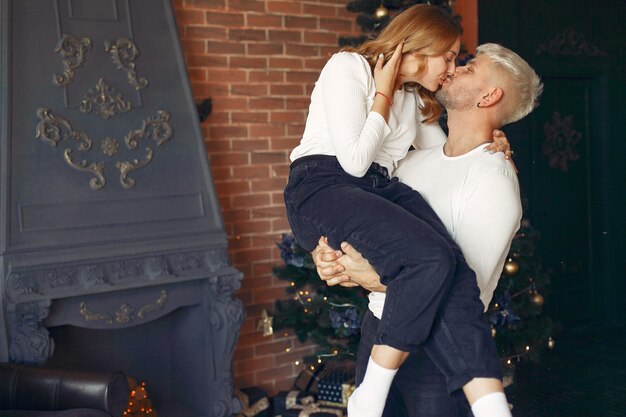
[314,43,542,417]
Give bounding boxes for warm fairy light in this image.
[304,308,309,313]
[299,291,304,295]
[307,298,312,302]
[295,360,300,365]
[525,346,530,351]
[305,290,309,295]
[310,365,315,370]
[286,347,291,352]
[318,358,322,363]
[323,296,328,301]
[291,282,295,286]
[507,359,511,364]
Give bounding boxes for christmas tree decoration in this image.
[374,4,390,19]
[339,0,460,47]
[257,309,274,337]
[547,336,556,350]
[529,289,545,306]
[124,377,157,417]
[504,258,520,276]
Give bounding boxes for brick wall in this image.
[172,0,359,394]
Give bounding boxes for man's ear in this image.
[478,87,504,108]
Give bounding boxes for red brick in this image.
[222,208,250,223]
[232,194,271,208]
[231,112,269,124]
[285,97,311,110]
[249,97,285,110]
[270,84,305,96]
[250,124,286,138]
[231,83,269,96]
[247,42,284,56]
[319,18,352,32]
[235,356,273,374]
[211,97,248,110]
[214,180,250,196]
[268,29,302,43]
[182,39,206,54]
[206,40,245,55]
[284,16,318,30]
[251,206,286,219]
[272,217,291,231]
[227,0,265,13]
[247,14,283,28]
[305,57,330,70]
[304,31,338,45]
[235,165,271,179]
[232,138,269,151]
[303,4,337,17]
[269,57,304,69]
[271,111,306,124]
[251,151,288,164]
[210,152,250,166]
[187,68,207,82]
[285,43,319,57]
[206,68,246,82]
[186,25,228,40]
[255,340,293,357]
[251,178,288,192]
[233,219,273,235]
[230,56,268,69]
[186,54,228,68]
[184,0,226,9]
[233,345,254,361]
[205,12,244,27]
[203,139,231,152]
[208,125,248,138]
[229,29,267,42]
[248,70,284,83]
[267,1,301,14]
[286,124,306,136]
[256,364,294,383]
[285,70,319,84]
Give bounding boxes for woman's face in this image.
[398,37,461,92]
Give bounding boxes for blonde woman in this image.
[284,5,513,417]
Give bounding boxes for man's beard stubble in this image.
[435,83,480,112]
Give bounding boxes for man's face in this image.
[435,54,493,111]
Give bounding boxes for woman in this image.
[284,5,512,417]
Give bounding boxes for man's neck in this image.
[444,111,499,157]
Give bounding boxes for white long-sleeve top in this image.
[368,144,522,316]
[290,52,447,176]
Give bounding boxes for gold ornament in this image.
[374,5,389,19]
[529,290,545,306]
[547,336,555,349]
[504,258,519,276]
[257,309,274,337]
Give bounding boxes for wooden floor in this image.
[507,324,626,417]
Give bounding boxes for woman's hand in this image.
[373,42,404,98]
[312,237,357,287]
[485,129,512,159]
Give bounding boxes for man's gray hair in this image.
[476,43,543,125]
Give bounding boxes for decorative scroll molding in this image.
[6,249,231,301]
[35,108,173,190]
[115,147,154,189]
[6,301,53,364]
[542,112,582,173]
[79,290,168,325]
[535,28,604,57]
[64,148,106,190]
[124,110,172,149]
[36,107,92,150]
[80,78,132,119]
[104,38,149,90]
[53,34,92,86]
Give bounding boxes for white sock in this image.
[470,392,513,417]
[347,357,397,417]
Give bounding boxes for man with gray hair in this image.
[314,43,542,416]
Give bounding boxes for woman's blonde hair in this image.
[345,4,461,122]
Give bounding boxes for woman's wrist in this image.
[375,91,393,106]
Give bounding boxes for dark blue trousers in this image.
[284,155,501,393]
[358,311,472,417]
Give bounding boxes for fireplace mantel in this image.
[0,1,244,416]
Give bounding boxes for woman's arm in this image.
[322,45,403,177]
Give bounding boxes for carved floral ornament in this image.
[53,34,149,119]
[35,107,173,190]
[542,112,582,173]
[535,28,604,57]
[79,290,169,325]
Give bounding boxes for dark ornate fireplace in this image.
[0,1,244,416]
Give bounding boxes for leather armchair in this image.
[0,364,129,417]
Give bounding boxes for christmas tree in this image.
[339,0,459,48]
